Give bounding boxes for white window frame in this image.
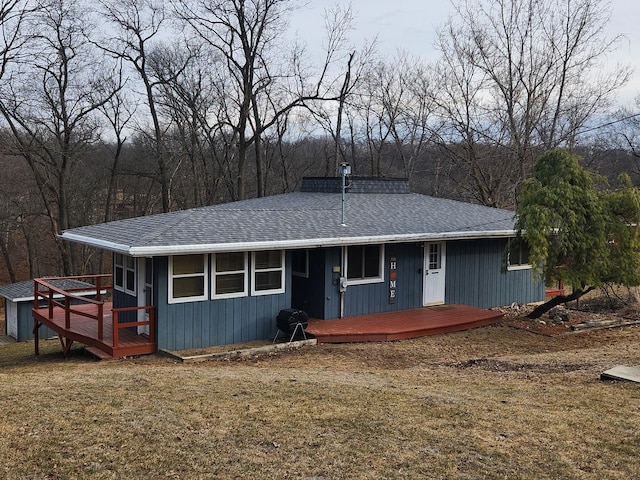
[251,250,285,296]
[212,252,248,299]
[114,253,136,295]
[507,239,532,271]
[168,254,208,304]
[345,244,385,285]
[292,249,309,278]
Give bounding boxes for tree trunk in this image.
[527,286,596,319]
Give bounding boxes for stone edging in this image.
[159,338,318,363]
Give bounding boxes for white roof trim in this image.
[61,230,516,256]
[59,233,134,254]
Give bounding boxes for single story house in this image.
[58,177,544,351]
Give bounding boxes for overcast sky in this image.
[290,0,640,104]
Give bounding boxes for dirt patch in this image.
[499,297,640,336]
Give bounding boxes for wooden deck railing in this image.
[34,274,155,349]
[34,275,112,339]
[112,305,155,349]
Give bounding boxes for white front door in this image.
[423,242,446,306]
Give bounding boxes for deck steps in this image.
[84,346,114,360]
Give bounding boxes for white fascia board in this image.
[125,230,517,256]
[58,232,133,254]
[61,230,516,257]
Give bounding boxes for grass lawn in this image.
[0,321,639,479]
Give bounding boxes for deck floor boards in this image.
[305,304,503,343]
[32,302,155,358]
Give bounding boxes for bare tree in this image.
[0,0,120,274]
[174,0,367,199]
[98,0,193,213]
[434,0,630,207]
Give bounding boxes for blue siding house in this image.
[59,177,544,351]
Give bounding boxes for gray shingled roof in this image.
[0,279,96,302]
[60,192,517,256]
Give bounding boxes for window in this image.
[507,239,531,270]
[169,254,207,303]
[346,244,384,284]
[428,243,442,270]
[252,250,285,295]
[213,252,248,299]
[292,249,309,277]
[114,253,136,295]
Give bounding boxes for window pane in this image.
[114,253,123,267]
[126,269,136,291]
[173,254,204,275]
[126,256,136,269]
[115,266,124,287]
[145,258,153,284]
[255,271,282,291]
[217,252,244,272]
[363,245,380,278]
[254,250,281,269]
[173,277,204,298]
[347,246,363,279]
[429,244,440,270]
[216,273,244,295]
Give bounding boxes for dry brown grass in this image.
[0,320,639,479]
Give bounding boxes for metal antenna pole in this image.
[341,170,346,226]
[339,162,350,226]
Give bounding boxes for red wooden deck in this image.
[32,277,155,359]
[305,304,503,343]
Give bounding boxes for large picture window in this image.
[213,252,248,299]
[252,250,285,295]
[169,254,207,303]
[346,244,384,284]
[114,253,136,295]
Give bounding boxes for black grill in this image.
[276,309,308,339]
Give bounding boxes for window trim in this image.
[251,250,285,296]
[507,239,532,271]
[345,244,385,285]
[114,253,136,296]
[212,252,249,299]
[292,249,309,278]
[168,254,208,304]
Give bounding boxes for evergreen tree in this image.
[515,148,640,318]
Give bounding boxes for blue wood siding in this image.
[445,238,545,308]
[150,239,543,348]
[155,254,292,351]
[342,243,423,318]
[112,288,138,323]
